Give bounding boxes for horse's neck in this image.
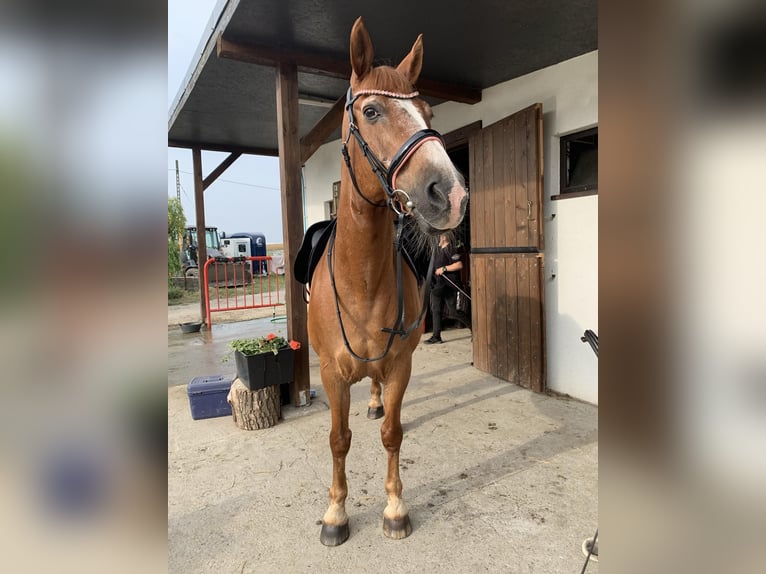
[334,188,395,287]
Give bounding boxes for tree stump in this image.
[227,378,281,430]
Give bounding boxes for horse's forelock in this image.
[355,65,414,95]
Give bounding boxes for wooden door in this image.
[469,104,545,392]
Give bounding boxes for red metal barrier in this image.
[203,256,283,326]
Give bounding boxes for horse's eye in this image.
[362,106,379,120]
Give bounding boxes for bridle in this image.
[341,86,445,215]
[329,85,445,362]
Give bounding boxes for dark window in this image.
[556,127,598,199]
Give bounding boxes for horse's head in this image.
[344,17,468,234]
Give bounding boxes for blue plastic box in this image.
[187,375,233,420]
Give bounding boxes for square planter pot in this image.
[234,348,295,391]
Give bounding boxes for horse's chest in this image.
[335,351,404,383]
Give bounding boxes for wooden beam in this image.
[203,152,241,190]
[275,61,311,407]
[191,148,207,325]
[443,120,483,150]
[218,35,347,81]
[300,96,345,164]
[168,139,278,157]
[418,76,484,105]
[217,34,482,105]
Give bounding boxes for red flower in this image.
[289,340,301,350]
[266,333,277,341]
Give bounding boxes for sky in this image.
[167,0,284,242]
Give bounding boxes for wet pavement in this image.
[168,315,289,388]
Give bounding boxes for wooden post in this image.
[276,62,311,406]
[192,148,207,326]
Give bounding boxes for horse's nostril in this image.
[426,181,448,209]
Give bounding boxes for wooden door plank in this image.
[472,256,488,371]
[482,128,494,247]
[492,120,506,249]
[532,104,544,250]
[469,131,482,249]
[503,115,517,249]
[485,255,497,376]
[493,256,508,381]
[506,255,519,385]
[514,110,530,247]
[476,129,485,249]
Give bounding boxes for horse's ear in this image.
[350,17,374,82]
[396,34,423,86]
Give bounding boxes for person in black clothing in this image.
[424,234,471,344]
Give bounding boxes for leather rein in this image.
[328,86,441,362]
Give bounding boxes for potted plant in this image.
[228,334,301,391]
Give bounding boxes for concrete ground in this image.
[168,313,598,574]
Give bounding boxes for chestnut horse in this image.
[307,17,467,546]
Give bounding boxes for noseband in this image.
[341,87,445,215]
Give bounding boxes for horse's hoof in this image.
[383,515,412,539]
[320,521,350,546]
[367,406,385,420]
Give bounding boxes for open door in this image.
[469,104,545,392]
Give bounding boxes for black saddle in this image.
[293,219,425,288]
[294,219,336,287]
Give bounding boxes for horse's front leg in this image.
[380,372,413,539]
[367,378,385,419]
[320,378,352,546]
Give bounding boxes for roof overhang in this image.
[168,0,597,157]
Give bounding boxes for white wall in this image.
[302,51,598,404]
[302,140,342,226]
[548,195,598,404]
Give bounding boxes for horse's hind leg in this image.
[380,373,413,539]
[367,378,385,419]
[320,376,352,546]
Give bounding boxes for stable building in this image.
[168,0,598,404]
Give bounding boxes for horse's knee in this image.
[380,424,402,451]
[330,427,352,457]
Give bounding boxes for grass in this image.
[168,286,184,302]
[169,290,202,306]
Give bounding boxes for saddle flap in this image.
[293,219,336,286]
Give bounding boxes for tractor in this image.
[181,226,252,286]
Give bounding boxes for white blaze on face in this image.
[391,98,442,164]
[392,99,466,228]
